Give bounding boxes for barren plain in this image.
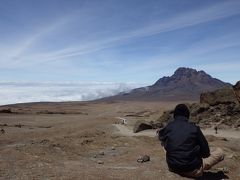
[0,101,239,179]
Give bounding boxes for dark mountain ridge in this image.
[100,67,231,101]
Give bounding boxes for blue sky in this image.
[0,0,240,85]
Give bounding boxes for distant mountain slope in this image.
[100,67,231,101]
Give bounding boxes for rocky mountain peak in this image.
[100,67,231,101]
[173,67,198,76]
[153,67,214,87]
[173,67,211,79]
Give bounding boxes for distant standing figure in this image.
[214,126,218,134]
[158,104,225,178]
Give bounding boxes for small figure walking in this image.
[214,126,218,134]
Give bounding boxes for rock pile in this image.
[200,88,239,106]
[156,81,240,129]
[233,81,240,101]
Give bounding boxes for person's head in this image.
[173,104,190,119]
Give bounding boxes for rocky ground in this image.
[0,101,240,179]
[154,81,240,130]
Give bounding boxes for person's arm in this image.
[197,126,210,158]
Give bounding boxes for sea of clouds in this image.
[0,82,144,105]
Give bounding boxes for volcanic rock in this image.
[98,151,105,156]
[156,81,240,129]
[137,155,150,163]
[190,103,210,116]
[1,129,5,134]
[156,110,174,124]
[233,81,240,102]
[97,160,104,164]
[133,120,153,133]
[200,88,239,106]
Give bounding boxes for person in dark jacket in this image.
[158,104,224,178]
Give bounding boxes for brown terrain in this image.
[0,99,239,179]
[0,69,240,179]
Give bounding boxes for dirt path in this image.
[202,128,240,139]
[113,122,240,139]
[113,124,157,137]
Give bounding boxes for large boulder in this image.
[200,88,239,106]
[190,103,210,116]
[0,108,12,113]
[233,81,240,103]
[157,110,174,123]
[133,120,153,133]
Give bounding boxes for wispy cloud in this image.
[167,33,240,62]
[1,0,240,67]
[36,1,240,63]
[39,1,240,61]
[0,12,75,67]
[0,0,240,86]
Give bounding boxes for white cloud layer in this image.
[0,82,143,105]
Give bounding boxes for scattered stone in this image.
[39,139,50,145]
[81,139,93,145]
[137,155,150,163]
[115,117,127,125]
[1,129,5,134]
[111,146,116,150]
[98,151,105,156]
[227,154,234,159]
[15,124,22,128]
[93,155,97,158]
[51,143,61,148]
[97,160,104,164]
